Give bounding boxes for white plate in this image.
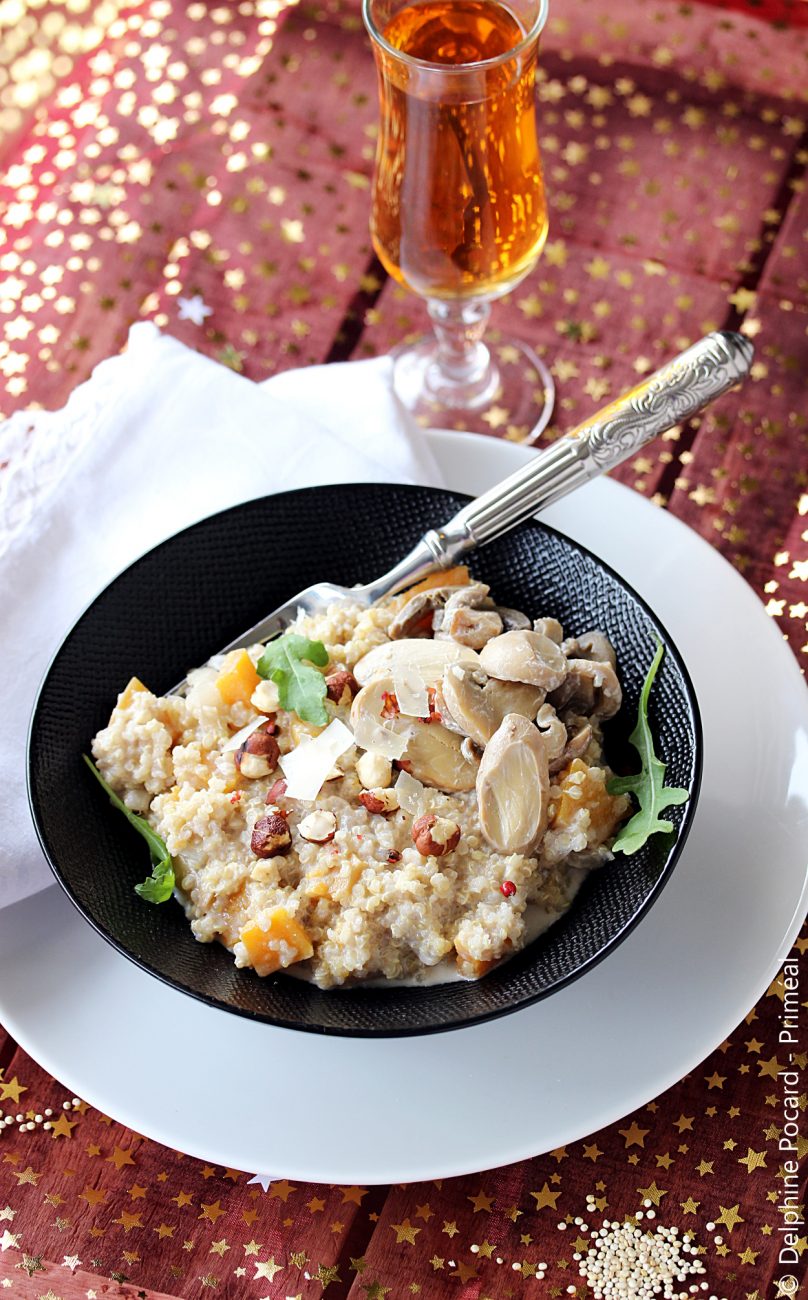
[3,433,807,1184]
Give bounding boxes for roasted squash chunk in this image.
[240,908,314,976]
[552,757,627,844]
[216,650,261,707]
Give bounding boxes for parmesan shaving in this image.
[279,719,354,801]
[352,712,410,762]
[392,665,430,718]
[395,768,430,816]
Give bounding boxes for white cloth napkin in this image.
[0,322,445,909]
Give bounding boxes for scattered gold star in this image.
[715,1204,745,1233]
[114,1210,143,1232]
[199,1201,226,1224]
[737,1247,760,1265]
[390,1218,420,1244]
[0,1078,26,1105]
[619,1122,649,1148]
[737,1148,767,1173]
[14,1168,41,1187]
[636,1181,668,1206]
[269,1179,297,1201]
[254,1256,283,1281]
[107,1146,136,1170]
[467,1190,494,1213]
[315,1262,341,1289]
[530,1183,561,1210]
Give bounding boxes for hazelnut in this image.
[245,728,280,759]
[411,813,461,858]
[298,809,337,843]
[235,729,280,778]
[355,750,393,790]
[359,787,400,815]
[325,670,358,706]
[251,813,292,858]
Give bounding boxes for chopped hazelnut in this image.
[298,809,338,843]
[359,787,400,815]
[266,777,288,805]
[411,813,461,858]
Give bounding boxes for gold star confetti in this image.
[391,1218,420,1245]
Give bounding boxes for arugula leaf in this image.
[257,633,329,726]
[83,754,175,903]
[607,641,690,855]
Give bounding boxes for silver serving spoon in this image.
[197,330,753,664]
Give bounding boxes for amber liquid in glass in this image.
[371,0,547,300]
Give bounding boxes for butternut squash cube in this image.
[552,758,628,844]
[216,650,261,707]
[240,908,314,976]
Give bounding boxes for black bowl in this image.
[28,484,701,1037]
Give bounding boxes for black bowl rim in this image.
[27,482,703,1037]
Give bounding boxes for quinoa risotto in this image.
[91,570,631,988]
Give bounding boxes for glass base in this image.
[391,332,555,444]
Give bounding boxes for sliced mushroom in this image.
[388,586,465,639]
[439,664,544,748]
[555,717,593,772]
[476,713,549,855]
[535,705,593,773]
[561,629,617,670]
[351,671,478,791]
[549,658,622,720]
[496,606,532,631]
[436,584,503,650]
[533,617,563,644]
[535,703,566,768]
[405,722,479,791]
[353,638,480,687]
[479,629,568,692]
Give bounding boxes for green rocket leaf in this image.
[607,641,690,855]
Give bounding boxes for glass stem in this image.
[425,299,499,408]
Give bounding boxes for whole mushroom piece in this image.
[479,629,568,693]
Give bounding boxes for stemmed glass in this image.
[363,0,553,441]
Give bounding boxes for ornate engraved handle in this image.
[365,331,753,600]
[429,330,753,553]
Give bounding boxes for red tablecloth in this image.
[1,0,806,1296]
